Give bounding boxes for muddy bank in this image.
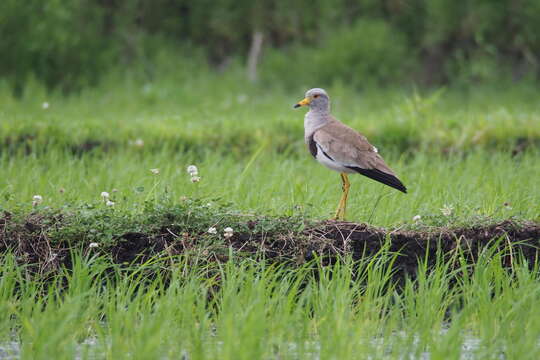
[303,220,540,274]
[1,209,539,276]
[115,220,540,267]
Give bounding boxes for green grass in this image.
[1,74,539,226]
[2,77,540,156]
[1,147,539,226]
[1,71,540,359]
[2,249,540,359]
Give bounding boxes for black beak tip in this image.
[293,103,301,109]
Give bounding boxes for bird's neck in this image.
[304,110,330,138]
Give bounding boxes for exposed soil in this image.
[1,210,539,277]
[303,220,540,276]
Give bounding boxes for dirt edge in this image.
[1,212,539,276]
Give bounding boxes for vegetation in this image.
[2,248,540,359]
[2,0,540,92]
[1,68,539,357]
[1,72,539,225]
[2,3,540,357]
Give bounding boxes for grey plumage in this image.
[299,88,407,193]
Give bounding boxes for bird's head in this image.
[294,88,330,112]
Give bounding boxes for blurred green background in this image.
[1,0,539,93]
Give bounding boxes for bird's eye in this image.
[313,95,319,98]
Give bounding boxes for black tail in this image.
[346,166,407,193]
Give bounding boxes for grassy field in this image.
[1,74,539,225]
[1,72,540,359]
[2,251,540,359]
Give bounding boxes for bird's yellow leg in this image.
[333,173,350,220]
[341,173,350,218]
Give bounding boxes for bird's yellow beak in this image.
[293,97,311,109]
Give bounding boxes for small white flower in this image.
[100,191,110,199]
[190,176,201,183]
[440,204,453,217]
[223,227,234,238]
[134,138,144,147]
[412,215,421,222]
[187,165,198,176]
[373,146,378,153]
[150,168,160,175]
[207,227,217,234]
[106,200,115,207]
[42,102,49,109]
[89,242,99,248]
[32,195,43,206]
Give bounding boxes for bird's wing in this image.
[313,119,407,193]
[313,119,393,173]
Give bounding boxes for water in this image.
[0,338,100,360]
[0,334,484,359]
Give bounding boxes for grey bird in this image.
[294,88,407,220]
